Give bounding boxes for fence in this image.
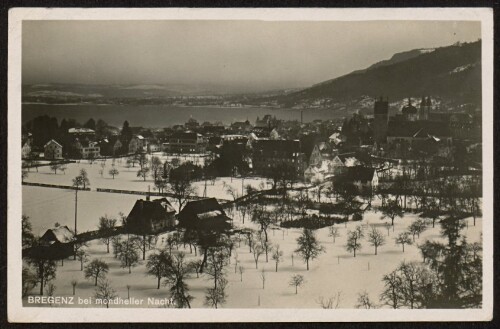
[22,181,91,191]
[94,187,228,203]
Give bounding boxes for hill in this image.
[277,40,481,107]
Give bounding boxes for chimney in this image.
[146,186,150,201]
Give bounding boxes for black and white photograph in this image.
[7,7,494,322]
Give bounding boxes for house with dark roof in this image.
[33,225,75,260]
[177,198,232,232]
[339,166,378,191]
[125,197,176,234]
[231,120,253,134]
[163,131,207,154]
[251,139,306,176]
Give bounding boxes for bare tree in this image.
[367,227,386,255]
[163,253,194,308]
[50,163,61,174]
[150,156,163,182]
[26,255,57,296]
[289,274,305,294]
[380,269,403,309]
[252,241,265,269]
[238,266,245,282]
[295,228,324,270]
[189,259,203,278]
[168,169,196,212]
[204,277,228,309]
[76,249,88,271]
[380,199,404,226]
[250,205,275,243]
[345,225,364,257]
[328,226,340,244]
[71,279,78,295]
[146,249,172,289]
[97,215,117,253]
[316,291,342,309]
[271,244,284,272]
[84,259,109,286]
[408,219,427,242]
[395,232,413,252]
[260,268,266,289]
[108,168,119,179]
[137,167,150,181]
[118,240,140,273]
[355,290,377,309]
[94,279,117,308]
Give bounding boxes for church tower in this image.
[419,96,431,120]
[373,96,389,144]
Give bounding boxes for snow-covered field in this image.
[22,155,483,309]
[22,186,483,308]
[24,155,269,201]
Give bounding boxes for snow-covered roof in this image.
[44,139,62,148]
[42,225,74,243]
[198,210,223,219]
[68,127,95,134]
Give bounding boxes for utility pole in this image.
[73,186,78,260]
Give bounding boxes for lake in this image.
[22,104,344,128]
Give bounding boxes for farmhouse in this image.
[33,225,74,260]
[125,197,176,234]
[177,198,232,232]
[44,139,63,159]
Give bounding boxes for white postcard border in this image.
[7,7,494,323]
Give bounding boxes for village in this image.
[21,95,483,309]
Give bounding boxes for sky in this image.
[22,20,481,93]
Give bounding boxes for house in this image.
[22,142,32,159]
[328,132,345,147]
[329,153,361,175]
[129,135,148,154]
[35,226,74,260]
[68,127,96,139]
[79,141,100,159]
[231,120,253,134]
[113,139,123,156]
[340,166,378,191]
[251,139,305,176]
[177,198,232,232]
[147,143,161,153]
[309,142,336,167]
[255,114,277,129]
[44,139,63,159]
[163,131,207,154]
[125,197,176,234]
[304,160,332,183]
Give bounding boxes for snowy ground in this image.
[24,156,269,201]
[22,154,483,309]
[22,188,483,308]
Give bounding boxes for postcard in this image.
[7,7,494,322]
